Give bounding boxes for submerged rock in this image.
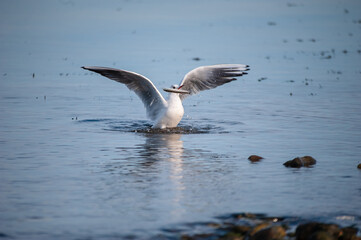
[248,155,264,162]
[284,156,316,168]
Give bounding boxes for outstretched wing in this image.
[178,64,249,100]
[82,66,167,120]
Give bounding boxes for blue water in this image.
[1,0,361,239]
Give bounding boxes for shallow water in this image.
[1,0,361,239]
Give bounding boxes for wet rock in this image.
[309,231,335,240]
[295,222,341,240]
[284,156,316,168]
[218,231,245,240]
[340,227,358,240]
[250,226,286,240]
[248,155,264,162]
[231,225,252,235]
[250,222,271,236]
[357,163,361,169]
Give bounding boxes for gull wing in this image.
[82,66,167,120]
[178,64,249,100]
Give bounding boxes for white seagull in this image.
[82,64,249,129]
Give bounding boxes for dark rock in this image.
[226,225,251,235]
[248,155,264,162]
[284,156,316,168]
[309,231,335,240]
[250,226,286,240]
[235,225,252,234]
[250,222,271,236]
[218,231,245,240]
[295,222,341,240]
[340,227,358,240]
[357,163,361,169]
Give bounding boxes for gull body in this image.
[154,92,184,128]
[82,64,249,129]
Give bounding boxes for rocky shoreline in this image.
[156,213,360,240]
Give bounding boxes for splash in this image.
[78,119,223,134]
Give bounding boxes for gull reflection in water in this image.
[133,133,186,219]
[107,132,188,220]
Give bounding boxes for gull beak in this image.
[163,88,190,94]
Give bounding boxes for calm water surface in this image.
[1,0,361,239]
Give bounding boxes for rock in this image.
[284,156,316,168]
[229,225,252,235]
[357,163,361,169]
[309,231,335,240]
[340,227,359,240]
[249,222,271,236]
[248,155,264,162]
[295,222,341,240]
[250,226,286,240]
[218,231,245,240]
[232,212,259,219]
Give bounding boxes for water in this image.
[1,0,361,239]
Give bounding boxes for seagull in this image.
[82,64,249,129]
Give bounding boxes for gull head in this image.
[163,84,190,94]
